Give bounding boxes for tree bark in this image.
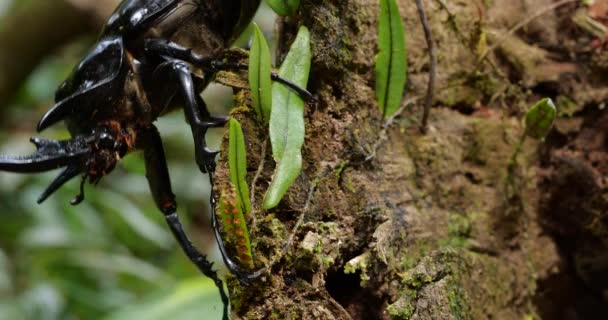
[214,1,606,319]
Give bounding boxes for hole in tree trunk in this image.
[325,269,388,320]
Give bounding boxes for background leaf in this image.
[103,278,221,320]
[265,26,311,210]
[248,23,272,123]
[266,0,300,16]
[229,118,252,214]
[376,0,407,118]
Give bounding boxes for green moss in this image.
[386,289,417,319]
[439,84,482,108]
[399,240,432,270]
[345,252,371,284]
[441,213,472,248]
[556,95,580,117]
[316,222,339,235]
[444,253,471,319]
[469,71,500,97]
[320,255,335,269]
[403,272,434,289]
[334,161,347,180]
[447,278,469,319]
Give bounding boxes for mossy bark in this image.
[214,1,607,319]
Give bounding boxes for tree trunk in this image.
[215,1,608,319]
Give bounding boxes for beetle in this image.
[0,1,310,319]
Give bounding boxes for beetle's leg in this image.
[209,60,313,100]
[140,125,230,320]
[153,59,227,173]
[153,60,264,282]
[144,39,313,100]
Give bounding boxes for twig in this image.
[261,171,320,271]
[478,0,578,63]
[249,136,268,231]
[280,178,319,256]
[365,96,421,162]
[505,132,527,200]
[415,0,437,133]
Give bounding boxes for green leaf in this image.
[248,23,273,123]
[229,119,252,214]
[218,187,254,269]
[525,98,557,140]
[265,26,311,210]
[266,0,300,16]
[103,278,221,320]
[264,151,302,210]
[376,0,407,118]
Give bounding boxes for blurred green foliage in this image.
[0,1,280,319]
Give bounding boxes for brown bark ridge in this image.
[214,1,608,319]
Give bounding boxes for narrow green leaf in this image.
[218,187,254,269]
[264,151,301,210]
[525,98,557,140]
[266,0,301,16]
[228,119,252,214]
[248,23,273,123]
[264,26,311,210]
[376,0,407,118]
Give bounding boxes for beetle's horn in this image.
[0,136,90,173]
[37,99,77,132]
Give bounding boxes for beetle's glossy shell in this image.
[103,0,179,38]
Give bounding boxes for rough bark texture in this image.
[213,1,608,319]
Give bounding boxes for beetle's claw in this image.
[207,115,229,128]
[197,146,220,174]
[234,267,265,285]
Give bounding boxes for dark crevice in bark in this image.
[535,103,608,319]
[325,270,387,320]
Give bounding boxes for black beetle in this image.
[0,1,310,319]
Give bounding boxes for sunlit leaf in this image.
[265,26,311,210]
[266,0,300,16]
[376,0,407,118]
[228,119,252,214]
[248,23,273,123]
[525,98,557,140]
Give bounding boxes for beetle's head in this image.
[37,37,126,133]
[0,121,136,204]
[80,122,135,183]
